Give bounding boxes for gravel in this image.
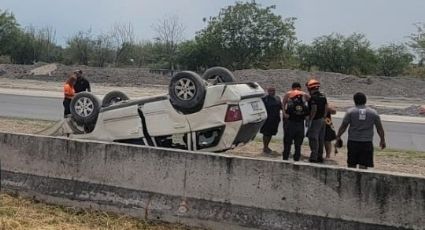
[234,69,425,98]
[1,64,424,117]
[1,64,424,97]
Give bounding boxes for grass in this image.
[0,193,197,230]
[0,116,55,134]
[375,147,425,159]
[254,137,425,161]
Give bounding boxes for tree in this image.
[110,23,135,66]
[25,25,61,63]
[0,10,20,57]
[65,30,93,65]
[176,40,205,71]
[91,33,114,67]
[153,15,185,70]
[376,44,413,77]
[306,33,376,75]
[132,41,155,67]
[9,30,35,64]
[296,44,315,71]
[195,2,296,70]
[409,23,425,66]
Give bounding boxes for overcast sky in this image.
[1,0,424,47]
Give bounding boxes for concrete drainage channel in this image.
[0,133,424,230]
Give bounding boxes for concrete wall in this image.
[0,132,424,230]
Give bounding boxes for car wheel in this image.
[169,71,206,114]
[102,90,129,107]
[70,92,100,125]
[202,67,236,84]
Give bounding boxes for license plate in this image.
[250,101,261,111]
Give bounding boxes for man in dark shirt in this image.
[260,87,282,154]
[74,70,91,93]
[306,79,328,163]
[282,82,309,161]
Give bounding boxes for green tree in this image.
[176,40,207,71]
[376,44,413,77]
[409,23,425,66]
[9,30,35,64]
[296,44,315,71]
[132,41,155,67]
[24,26,63,63]
[307,33,376,75]
[91,34,114,67]
[64,30,94,65]
[195,1,296,70]
[0,10,20,58]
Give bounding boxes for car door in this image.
[142,100,192,150]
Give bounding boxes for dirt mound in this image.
[234,69,425,98]
[0,64,170,86]
[1,64,425,98]
[29,63,57,75]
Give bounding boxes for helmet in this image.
[306,79,320,89]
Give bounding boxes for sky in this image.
[1,0,424,47]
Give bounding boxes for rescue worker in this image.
[306,79,328,163]
[260,87,282,154]
[282,82,309,161]
[63,73,77,117]
[336,92,386,169]
[74,70,91,93]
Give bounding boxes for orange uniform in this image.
[64,83,75,99]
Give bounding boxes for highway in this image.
[1,93,425,151]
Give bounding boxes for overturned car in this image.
[64,67,267,152]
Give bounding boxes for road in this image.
[1,93,425,152]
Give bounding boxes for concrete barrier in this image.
[0,132,424,230]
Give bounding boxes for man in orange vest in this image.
[63,73,77,117]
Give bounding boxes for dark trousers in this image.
[308,118,325,161]
[283,120,305,161]
[63,98,71,116]
[347,140,374,167]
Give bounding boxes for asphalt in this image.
[272,118,425,152]
[1,93,425,152]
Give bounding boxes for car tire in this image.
[102,90,129,107]
[169,71,206,114]
[202,66,236,84]
[70,92,100,125]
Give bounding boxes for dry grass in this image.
[0,117,55,134]
[229,139,425,176]
[0,193,195,230]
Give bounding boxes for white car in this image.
[67,67,267,152]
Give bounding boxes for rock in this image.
[30,64,57,76]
